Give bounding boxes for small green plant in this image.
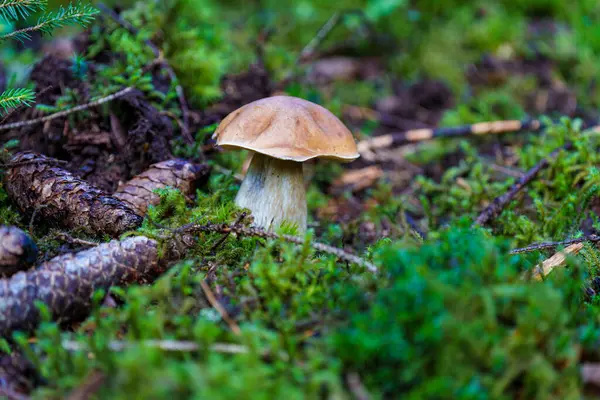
[0,0,98,114]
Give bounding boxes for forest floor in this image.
[2,1,600,399]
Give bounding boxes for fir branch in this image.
[0,0,46,21]
[0,88,35,114]
[1,1,98,42]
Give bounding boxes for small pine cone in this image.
[4,152,142,237]
[0,225,38,277]
[113,159,210,216]
[0,236,164,336]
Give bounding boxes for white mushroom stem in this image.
[235,152,307,233]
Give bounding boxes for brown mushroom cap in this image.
[212,96,360,162]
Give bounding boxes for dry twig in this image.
[474,144,572,227]
[61,339,248,354]
[199,280,242,335]
[510,235,600,255]
[346,372,371,400]
[0,87,134,132]
[175,223,378,273]
[358,119,543,159]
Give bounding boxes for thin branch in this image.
[98,3,192,144]
[473,144,572,227]
[61,339,248,354]
[175,223,378,273]
[210,212,247,253]
[0,87,134,131]
[510,235,600,255]
[53,232,98,248]
[200,280,242,335]
[299,11,342,61]
[357,119,544,157]
[346,372,371,400]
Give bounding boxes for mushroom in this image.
[213,96,359,233]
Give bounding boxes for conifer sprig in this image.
[0,88,35,113]
[1,1,98,42]
[0,0,46,21]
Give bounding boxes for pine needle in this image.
[1,1,98,42]
[0,88,35,114]
[0,0,47,21]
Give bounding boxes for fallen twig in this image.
[5,152,142,237]
[61,339,248,354]
[346,372,371,400]
[199,280,242,336]
[0,226,37,277]
[473,144,572,227]
[0,87,134,132]
[98,3,193,144]
[175,223,378,273]
[0,236,165,336]
[66,371,106,400]
[113,159,210,216]
[299,11,343,61]
[299,9,376,62]
[510,235,600,255]
[210,212,247,253]
[53,232,98,248]
[358,119,543,159]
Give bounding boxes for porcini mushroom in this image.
[213,96,359,233]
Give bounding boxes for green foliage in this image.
[0,0,46,21]
[0,0,97,115]
[94,0,237,107]
[12,0,600,398]
[0,87,34,113]
[1,1,97,42]
[329,227,595,398]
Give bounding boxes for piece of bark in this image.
[529,242,584,281]
[113,159,210,216]
[4,152,142,237]
[0,236,164,337]
[0,226,38,277]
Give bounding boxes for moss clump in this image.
[330,226,594,398]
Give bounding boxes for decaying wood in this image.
[0,226,38,277]
[5,152,142,237]
[0,236,164,336]
[527,243,584,280]
[113,159,210,216]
